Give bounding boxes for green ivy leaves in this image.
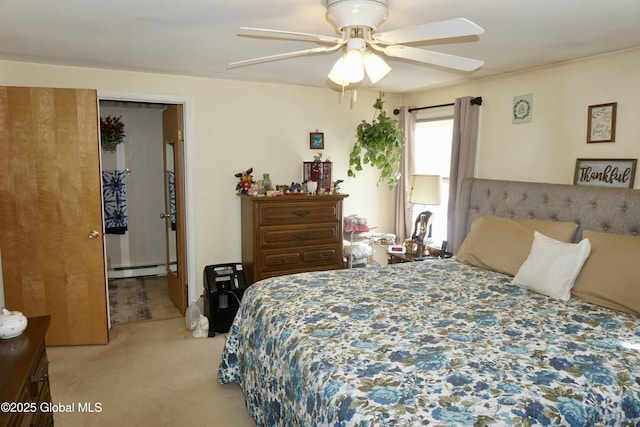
[348,95,404,189]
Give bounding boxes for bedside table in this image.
[389,253,437,264]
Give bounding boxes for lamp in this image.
[409,174,441,205]
[408,174,442,255]
[328,38,391,86]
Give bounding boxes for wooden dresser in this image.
[240,194,348,284]
[0,316,53,427]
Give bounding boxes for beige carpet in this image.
[47,317,256,427]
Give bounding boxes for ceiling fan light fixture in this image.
[328,56,351,86]
[343,49,365,82]
[363,52,391,83]
[329,49,365,85]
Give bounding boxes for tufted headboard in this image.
[454,178,640,252]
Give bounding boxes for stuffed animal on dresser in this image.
[235,167,253,194]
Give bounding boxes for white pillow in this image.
[512,231,591,301]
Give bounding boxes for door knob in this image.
[88,230,100,239]
[160,213,170,219]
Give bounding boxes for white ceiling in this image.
[2,0,640,94]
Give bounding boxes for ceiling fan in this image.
[228,0,484,86]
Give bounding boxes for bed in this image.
[218,178,640,426]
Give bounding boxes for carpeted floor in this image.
[47,316,256,427]
[108,276,183,325]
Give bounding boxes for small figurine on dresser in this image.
[234,167,254,194]
[262,173,272,192]
[255,179,264,195]
[332,179,344,194]
[307,180,318,195]
[289,182,302,193]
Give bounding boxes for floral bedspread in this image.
[218,260,640,426]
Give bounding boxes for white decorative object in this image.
[0,308,28,339]
[0,247,4,309]
[307,180,318,195]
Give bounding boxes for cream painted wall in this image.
[403,47,640,188]
[0,60,400,301]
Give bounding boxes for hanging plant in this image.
[100,115,126,152]
[348,93,404,189]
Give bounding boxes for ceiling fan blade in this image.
[382,45,484,72]
[374,18,484,45]
[228,45,342,69]
[239,27,343,44]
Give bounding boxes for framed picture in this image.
[587,102,617,143]
[512,93,533,124]
[574,158,636,188]
[310,132,324,149]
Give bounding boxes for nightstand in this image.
[389,252,436,264]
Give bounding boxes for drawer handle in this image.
[293,210,311,217]
[30,360,49,383]
[293,232,311,240]
[31,372,49,383]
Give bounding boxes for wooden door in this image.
[162,105,187,314]
[0,87,108,345]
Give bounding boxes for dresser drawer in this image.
[259,202,340,225]
[260,223,340,247]
[28,347,49,400]
[261,246,339,272]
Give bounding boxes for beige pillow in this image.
[572,230,640,316]
[456,216,579,276]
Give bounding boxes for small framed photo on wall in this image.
[512,93,533,124]
[310,132,324,149]
[587,102,617,143]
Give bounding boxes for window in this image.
[413,118,453,245]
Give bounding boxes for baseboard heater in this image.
[107,263,166,279]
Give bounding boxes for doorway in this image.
[99,96,190,322]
